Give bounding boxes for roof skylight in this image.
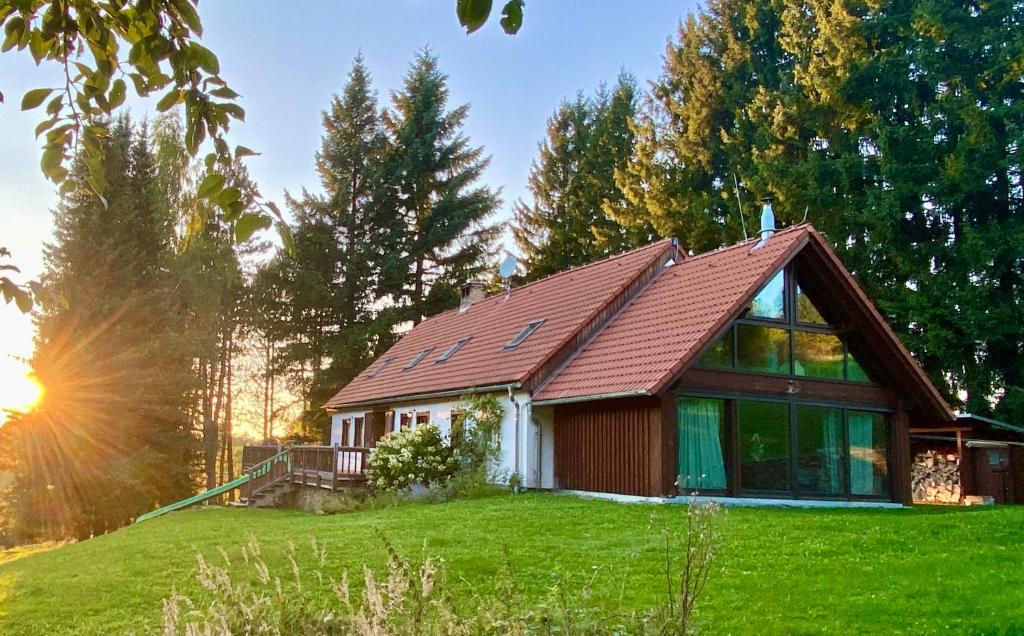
[437,337,470,363]
[368,357,393,377]
[504,319,545,350]
[404,347,435,370]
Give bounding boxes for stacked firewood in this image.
[912,450,961,503]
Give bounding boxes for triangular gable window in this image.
[698,266,873,383]
[796,284,827,325]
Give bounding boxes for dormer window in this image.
[505,319,545,350]
[368,357,393,377]
[404,347,435,370]
[437,337,470,363]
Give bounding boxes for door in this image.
[971,446,1013,503]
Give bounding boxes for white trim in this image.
[533,390,651,406]
[327,382,521,411]
[558,490,905,509]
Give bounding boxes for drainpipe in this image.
[509,387,522,491]
[532,400,542,489]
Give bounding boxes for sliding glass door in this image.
[678,394,891,500]
[677,397,728,491]
[737,400,790,493]
[796,406,845,496]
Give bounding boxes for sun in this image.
[0,364,45,417]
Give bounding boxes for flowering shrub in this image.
[366,425,460,492]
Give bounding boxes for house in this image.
[324,216,955,506]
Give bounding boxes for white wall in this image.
[533,404,556,489]
[329,390,551,488]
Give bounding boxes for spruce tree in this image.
[619,0,1024,418]
[263,55,398,434]
[383,50,501,323]
[513,75,650,280]
[8,117,194,538]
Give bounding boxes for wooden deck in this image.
[241,444,370,503]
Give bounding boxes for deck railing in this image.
[242,444,283,470]
[241,444,370,501]
[243,446,292,500]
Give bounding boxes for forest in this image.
[1,0,1021,541]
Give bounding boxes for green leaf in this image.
[21,87,55,110]
[197,173,226,199]
[217,186,241,207]
[45,93,63,115]
[500,0,524,35]
[219,103,245,122]
[234,145,258,159]
[14,287,32,313]
[40,145,63,179]
[171,0,204,36]
[35,117,59,138]
[210,86,239,99]
[108,78,126,109]
[457,0,493,34]
[234,212,272,243]
[156,88,182,112]
[188,42,220,74]
[278,221,296,255]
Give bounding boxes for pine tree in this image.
[7,117,195,539]
[513,75,651,280]
[262,55,399,434]
[383,50,501,323]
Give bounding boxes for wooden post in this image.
[332,444,339,490]
[956,430,964,503]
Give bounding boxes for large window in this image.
[796,406,845,496]
[698,266,873,383]
[794,332,844,380]
[849,411,889,497]
[737,325,790,374]
[677,397,728,490]
[678,395,891,500]
[738,400,791,492]
[748,271,786,320]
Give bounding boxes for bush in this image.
[366,425,460,492]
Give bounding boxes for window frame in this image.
[437,337,471,363]
[368,357,394,377]
[698,267,874,384]
[404,347,436,371]
[676,388,893,502]
[504,319,545,350]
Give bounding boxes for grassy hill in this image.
[1,493,1022,634]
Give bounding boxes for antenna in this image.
[498,253,517,301]
[498,253,517,278]
[802,205,809,224]
[733,174,749,241]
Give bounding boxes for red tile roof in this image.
[533,227,810,403]
[327,223,951,423]
[324,239,676,409]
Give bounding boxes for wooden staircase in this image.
[239,444,370,507]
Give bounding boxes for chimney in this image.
[459,280,487,313]
[759,197,776,241]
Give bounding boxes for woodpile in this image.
[912,450,961,503]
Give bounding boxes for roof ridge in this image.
[417,237,676,325]
[679,224,810,265]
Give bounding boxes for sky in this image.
[0,0,697,417]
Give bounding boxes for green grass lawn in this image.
[1,493,1022,634]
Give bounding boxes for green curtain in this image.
[849,412,875,495]
[678,398,727,490]
[822,411,842,493]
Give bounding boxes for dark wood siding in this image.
[554,397,663,496]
